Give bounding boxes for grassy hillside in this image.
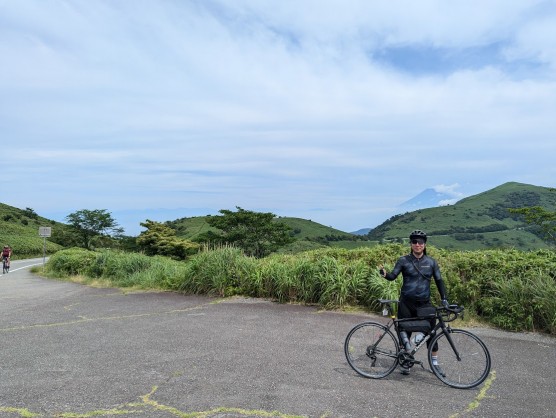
[166,216,219,240]
[368,182,555,250]
[167,215,353,240]
[164,182,556,252]
[277,217,353,239]
[0,203,66,257]
[166,215,359,253]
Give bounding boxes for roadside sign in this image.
[39,227,52,237]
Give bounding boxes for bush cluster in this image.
[44,244,556,335]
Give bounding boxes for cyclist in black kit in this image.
[379,230,449,376]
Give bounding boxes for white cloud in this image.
[433,184,463,198]
[1,1,556,234]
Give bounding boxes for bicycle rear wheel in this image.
[429,328,491,389]
[344,322,399,379]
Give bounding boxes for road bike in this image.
[344,299,491,389]
[2,257,9,274]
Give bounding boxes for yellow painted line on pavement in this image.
[464,370,497,413]
[1,385,306,418]
[0,304,209,333]
[0,406,40,417]
[449,370,497,418]
[141,385,305,418]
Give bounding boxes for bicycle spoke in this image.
[429,329,491,389]
[344,322,399,379]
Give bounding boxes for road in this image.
[0,258,555,417]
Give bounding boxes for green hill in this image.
[164,182,556,252]
[0,203,66,257]
[167,214,365,253]
[167,215,354,241]
[368,182,555,250]
[3,181,554,256]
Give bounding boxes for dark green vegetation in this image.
[65,209,124,249]
[137,220,200,259]
[197,207,296,258]
[45,244,556,335]
[368,182,556,251]
[0,204,65,257]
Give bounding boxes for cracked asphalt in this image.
[0,258,555,417]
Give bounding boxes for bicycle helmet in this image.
[409,230,427,242]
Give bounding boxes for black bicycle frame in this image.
[392,311,462,361]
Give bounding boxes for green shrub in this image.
[46,248,98,276]
[180,246,255,296]
[44,244,556,335]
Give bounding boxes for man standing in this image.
[379,230,449,376]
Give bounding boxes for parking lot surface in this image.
[0,258,555,417]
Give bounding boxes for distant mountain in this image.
[398,186,463,210]
[351,228,371,235]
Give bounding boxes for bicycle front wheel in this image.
[344,322,399,379]
[429,329,491,389]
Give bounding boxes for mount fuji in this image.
[398,186,463,211]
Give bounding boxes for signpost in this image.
[39,227,52,268]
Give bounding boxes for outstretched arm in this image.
[379,259,402,281]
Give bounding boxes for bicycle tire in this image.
[428,328,491,389]
[344,322,399,379]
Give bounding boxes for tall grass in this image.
[44,244,556,335]
[181,246,256,296]
[44,248,188,290]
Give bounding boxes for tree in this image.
[201,207,294,258]
[510,206,556,245]
[137,220,199,259]
[508,188,556,246]
[66,209,124,249]
[23,207,39,219]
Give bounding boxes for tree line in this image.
[58,201,556,260]
[59,206,296,259]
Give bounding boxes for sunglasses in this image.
[411,239,425,245]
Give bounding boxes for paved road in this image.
[0,259,555,417]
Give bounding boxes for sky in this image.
[2,1,556,236]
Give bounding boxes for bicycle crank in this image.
[397,351,415,368]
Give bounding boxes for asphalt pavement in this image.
[0,258,555,417]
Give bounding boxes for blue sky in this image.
[2,1,556,235]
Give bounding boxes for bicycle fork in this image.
[439,326,463,361]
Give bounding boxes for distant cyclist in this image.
[2,245,12,268]
[378,230,449,376]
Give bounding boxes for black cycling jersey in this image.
[384,253,447,302]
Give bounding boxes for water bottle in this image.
[412,332,424,346]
